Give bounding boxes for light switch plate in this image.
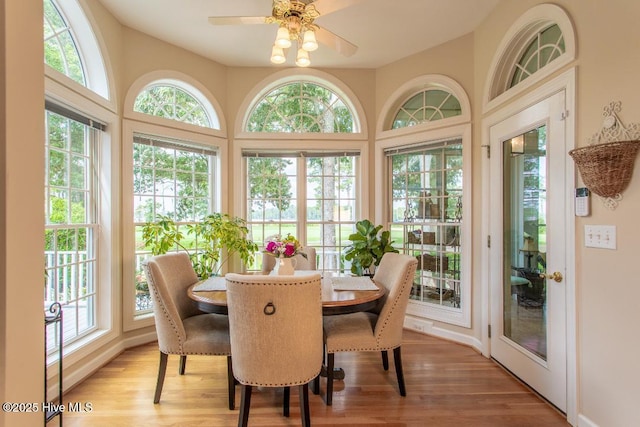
[584,225,617,249]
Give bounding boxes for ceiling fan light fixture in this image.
[301,29,318,51]
[275,26,292,48]
[295,47,310,67]
[270,45,286,64]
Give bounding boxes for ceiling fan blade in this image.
[311,0,366,17]
[208,16,269,26]
[315,27,358,57]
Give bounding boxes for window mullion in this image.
[297,157,307,245]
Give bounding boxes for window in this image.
[242,79,361,272]
[246,81,355,133]
[387,141,463,310]
[392,89,462,129]
[45,108,102,350]
[245,152,358,273]
[483,4,575,109]
[134,84,213,128]
[132,135,217,314]
[509,24,565,88]
[379,76,470,326]
[44,0,85,85]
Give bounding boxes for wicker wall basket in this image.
[569,140,640,198]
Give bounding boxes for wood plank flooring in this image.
[63,330,568,426]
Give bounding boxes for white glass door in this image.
[489,91,567,412]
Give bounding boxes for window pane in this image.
[388,142,463,312]
[246,82,355,133]
[246,155,358,274]
[132,138,216,314]
[45,110,97,348]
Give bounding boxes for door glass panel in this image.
[502,126,547,360]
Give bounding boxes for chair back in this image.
[261,247,317,273]
[225,273,323,387]
[142,252,201,353]
[371,253,418,349]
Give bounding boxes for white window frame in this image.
[376,75,472,327]
[483,3,576,112]
[43,0,119,386]
[122,73,228,331]
[232,70,369,255]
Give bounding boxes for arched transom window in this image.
[246,82,355,133]
[44,0,85,85]
[134,84,214,128]
[392,89,462,130]
[509,24,565,88]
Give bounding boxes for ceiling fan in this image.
[208,0,362,66]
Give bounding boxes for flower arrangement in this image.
[263,234,307,259]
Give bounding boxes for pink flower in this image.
[266,241,277,253]
[283,243,295,256]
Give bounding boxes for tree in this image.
[247,157,293,213]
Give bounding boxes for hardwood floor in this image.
[63,330,568,426]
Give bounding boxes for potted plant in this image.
[344,219,399,276]
[141,213,258,278]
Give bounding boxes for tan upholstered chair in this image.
[142,252,235,409]
[261,247,317,274]
[226,273,323,427]
[321,252,418,405]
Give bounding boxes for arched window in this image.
[133,83,216,129]
[44,0,85,85]
[125,76,224,321]
[43,0,114,352]
[484,4,575,109]
[246,81,355,133]
[240,76,364,275]
[509,24,565,88]
[392,89,462,129]
[376,75,471,327]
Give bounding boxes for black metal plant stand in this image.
[44,302,63,426]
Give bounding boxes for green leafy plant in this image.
[344,219,399,276]
[141,213,258,278]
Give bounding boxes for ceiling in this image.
[96,0,500,69]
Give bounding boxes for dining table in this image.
[187,271,386,382]
[187,271,386,316]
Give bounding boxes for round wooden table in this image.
[188,273,383,382]
[188,275,386,316]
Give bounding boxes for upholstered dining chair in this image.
[261,247,317,274]
[142,252,235,409]
[225,273,323,427]
[321,252,418,405]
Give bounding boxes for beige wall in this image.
[473,1,640,426]
[1,1,45,427]
[3,0,639,426]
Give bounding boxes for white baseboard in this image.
[577,414,599,427]
[47,331,157,399]
[403,316,483,353]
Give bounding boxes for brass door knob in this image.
[540,271,563,282]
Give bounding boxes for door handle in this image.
[540,271,563,282]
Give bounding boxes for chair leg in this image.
[393,346,406,396]
[226,356,235,410]
[283,386,290,417]
[312,373,320,395]
[154,352,168,404]
[179,355,187,375]
[299,383,311,427]
[326,352,334,405]
[381,350,389,371]
[238,385,252,427]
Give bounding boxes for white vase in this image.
[274,256,296,275]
